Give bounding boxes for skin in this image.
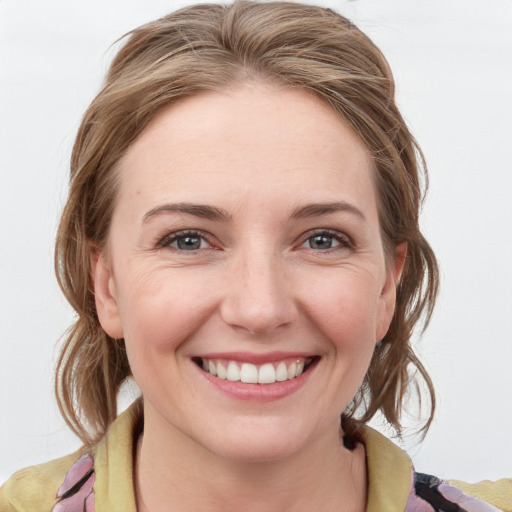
[92,82,405,512]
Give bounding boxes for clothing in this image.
[1,402,510,512]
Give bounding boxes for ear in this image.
[376,242,407,341]
[90,244,124,339]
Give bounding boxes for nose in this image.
[220,248,297,336]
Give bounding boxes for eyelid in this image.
[296,228,354,251]
[156,229,216,251]
[154,228,353,253]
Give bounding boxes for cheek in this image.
[306,272,382,401]
[115,267,215,358]
[302,269,383,348]
[114,268,220,403]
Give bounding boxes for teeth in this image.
[276,362,288,382]
[287,361,297,379]
[258,363,276,384]
[227,361,240,381]
[240,363,258,384]
[216,362,227,380]
[200,357,312,384]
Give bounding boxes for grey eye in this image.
[173,235,204,251]
[158,229,215,252]
[307,234,338,250]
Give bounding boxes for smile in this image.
[195,357,316,384]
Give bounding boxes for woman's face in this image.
[93,83,402,462]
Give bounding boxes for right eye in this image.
[159,230,212,252]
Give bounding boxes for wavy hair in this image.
[55,0,439,445]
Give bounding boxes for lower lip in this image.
[196,361,316,402]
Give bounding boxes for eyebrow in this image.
[143,200,365,224]
[143,202,232,223]
[290,201,366,221]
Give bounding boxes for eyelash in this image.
[157,230,214,252]
[156,229,354,253]
[298,229,354,252]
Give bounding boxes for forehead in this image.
[115,83,377,217]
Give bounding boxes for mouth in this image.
[192,356,319,385]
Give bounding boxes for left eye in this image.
[301,232,348,251]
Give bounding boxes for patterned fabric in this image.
[406,472,502,512]
[52,454,95,512]
[51,452,502,512]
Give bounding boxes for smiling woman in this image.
[0,1,510,512]
[93,85,398,469]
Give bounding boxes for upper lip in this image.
[194,351,317,365]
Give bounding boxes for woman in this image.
[1,2,509,511]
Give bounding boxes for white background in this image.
[1,0,511,485]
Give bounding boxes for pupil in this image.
[311,235,332,249]
[178,236,200,250]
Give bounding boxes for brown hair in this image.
[55,0,439,445]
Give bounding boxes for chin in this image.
[196,416,324,464]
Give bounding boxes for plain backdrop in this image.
[1,0,511,485]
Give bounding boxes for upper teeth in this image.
[200,358,308,384]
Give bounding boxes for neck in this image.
[134,407,367,512]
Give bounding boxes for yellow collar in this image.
[93,401,413,512]
[363,426,413,512]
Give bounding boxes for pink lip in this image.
[195,351,316,365]
[194,356,318,402]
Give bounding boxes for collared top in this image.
[1,401,510,511]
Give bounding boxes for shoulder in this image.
[447,477,512,512]
[0,449,94,512]
[0,402,141,512]
[407,472,512,512]
[361,426,511,512]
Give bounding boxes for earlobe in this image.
[376,243,407,341]
[90,245,124,339]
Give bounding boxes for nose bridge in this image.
[221,243,295,335]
